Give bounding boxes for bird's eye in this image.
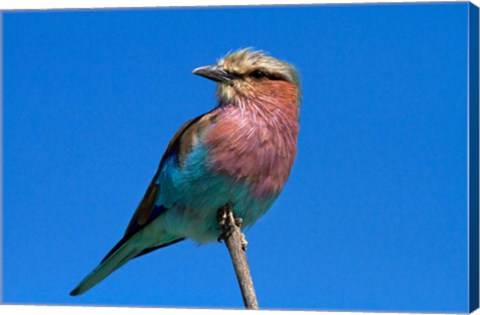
[249,70,267,80]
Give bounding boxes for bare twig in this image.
[217,204,259,310]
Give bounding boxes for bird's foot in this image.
[217,205,228,228]
[216,204,247,250]
[234,218,248,250]
[217,204,232,242]
[240,232,248,250]
[234,217,243,228]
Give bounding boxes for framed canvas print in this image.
[1,1,479,313]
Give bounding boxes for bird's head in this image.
[193,48,301,107]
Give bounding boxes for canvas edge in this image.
[468,2,480,313]
[0,10,4,305]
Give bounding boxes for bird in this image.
[70,48,301,296]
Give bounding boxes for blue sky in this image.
[2,2,474,312]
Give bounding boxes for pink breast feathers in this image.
[204,81,300,199]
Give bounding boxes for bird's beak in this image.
[192,65,235,85]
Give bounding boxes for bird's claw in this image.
[217,206,228,227]
[217,204,231,242]
[234,218,243,228]
[217,225,233,243]
[216,204,247,249]
[241,232,248,250]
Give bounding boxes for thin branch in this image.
[217,204,259,310]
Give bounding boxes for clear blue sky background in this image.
[2,3,473,312]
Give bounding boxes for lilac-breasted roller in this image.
[70,49,300,296]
